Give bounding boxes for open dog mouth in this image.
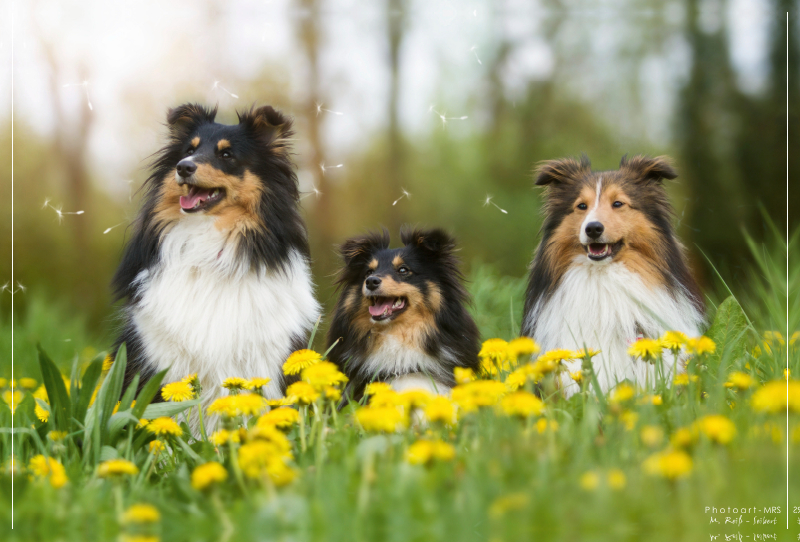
[584,241,623,261]
[367,296,407,322]
[179,185,225,213]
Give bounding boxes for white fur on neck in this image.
[525,257,703,396]
[130,215,320,430]
[358,334,452,385]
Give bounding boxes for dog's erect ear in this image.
[340,229,391,267]
[238,105,294,153]
[166,103,217,138]
[620,154,677,183]
[533,154,591,186]
[400,228,456,257]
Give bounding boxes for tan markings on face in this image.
[586,183,634,242]
[343,286,359,313]
[153,173,184,231]
[368,259,378,271]
[546,197,586,279]
[191,136,200,147]
[357,277,436,353]
[426,281,442,312]
[217,139,230,151]
[210,169,265,233]
[392,255,404,267]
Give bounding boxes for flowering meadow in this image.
[1,236,798,542]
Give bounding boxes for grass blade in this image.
[37,344,72,433]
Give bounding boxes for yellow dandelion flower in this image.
[763,330,785,345]
[257,408,300,430]
[137,419,149,429]
[19,377,37,389]
[579,471,600,491]
[451,380,507,413]
[146,417,183,437]
[119,536,159,542]
[28,455,68,488]
[619,410,638,431]
[685,336,716,355]
[751,380,800,413]
[35,402,50,423]
[479,338,512,373]
[406,439,456,465]
[536,349,575,366]
[609,383,636,405]
[0,378,6,388]
[48,431,67,441]
[628,338,662,362]
[535,418,559,434]
[786,368,791,379]
[301,361,348,389]
[504,368,529,391]
[248,424,293,455]
[660,331,688,351]
[670,427,695,448]
[222,377,249,391]
[673,373,699,386]
[637,394,663,406]
[607,469,626,490]
[508,337,540,359]
[285,381,320,405]
[640,425,665,448]
[148,440,165,455]
[571,347,601,359]
[161,381,195,402]
[102,354,114,372]
[122,503,161,524]
[191,462,228,491]
[369,389,404,407]
[3,390,23,414]
[424,396,456,424]
[364,382,393,396]
[643,449,693,480]
[355,405,407,433]
[398,389,434,408]
[208,393,267,417]
[246,377,272,390]
[454,367,477,385]
[266,397,295,407]
[237,441,296,483]
[724,371,757,390]
[97,458,139,477]
[182,373,199,388]
[322,385,342,401]
[283,349,323,376]
[500,391,544,418]
[569,371,584,384]
[694,415,736,444]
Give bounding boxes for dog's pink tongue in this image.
[179,187,210,210]
[369,299,394,317]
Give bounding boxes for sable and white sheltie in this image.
[112,103,320,419]
[521,154,705,395]
[326,228,480,401]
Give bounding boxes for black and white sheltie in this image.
[326,228,480,401]
[521,154,705,395]
[112,103,320,414]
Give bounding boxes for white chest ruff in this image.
[129,216,320,412]
[526,259,703,395]
[358,334,452,387]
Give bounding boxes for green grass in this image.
[1,231,798,542]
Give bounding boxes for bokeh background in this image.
[0,0,796,349]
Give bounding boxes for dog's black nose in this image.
[365,276,382,291]
[176,159,197,180]
[585,221,604,240]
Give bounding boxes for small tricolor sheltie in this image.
[521,154,705,395]
[112,103,320,415]
[326,228,480,401]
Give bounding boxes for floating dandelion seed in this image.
[43,199,84,224]
[2,281,26,295]
[320,163,343,175]
[429,105,468,128]
[483,195,508,214]
[300,187,322,200]
[211,80,239,99]
[63,80,93,110]
[392,188,411,206]
[470,46,482,65]
[103,223,123,234]
[315,102,343,117]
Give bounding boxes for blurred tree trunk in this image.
[386,0,406,234]
[298,0,333,252]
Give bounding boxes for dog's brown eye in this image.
[613,201,624,208]
[186,148,195,156]
[577,203,588,210]
[398,266,410,275]
[221,150,232,159]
